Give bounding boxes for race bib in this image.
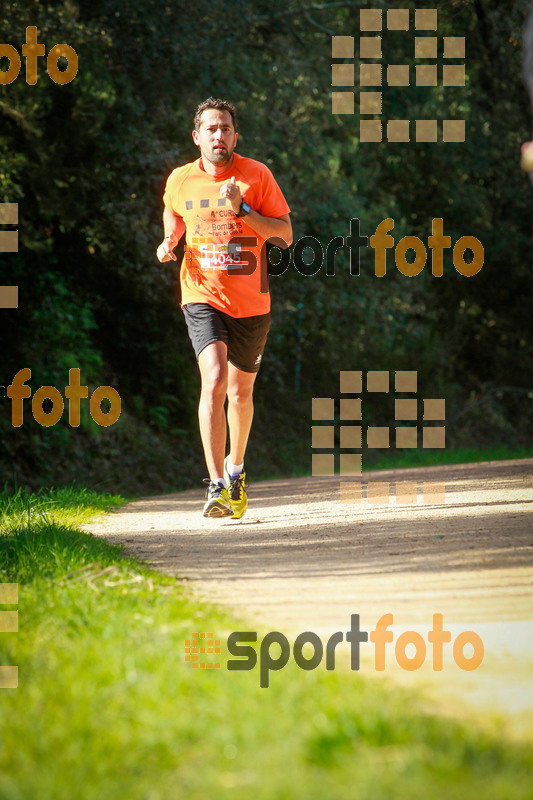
[199,242,243,271]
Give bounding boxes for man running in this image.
[157,97,292,518]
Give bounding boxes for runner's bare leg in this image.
[226,363,257,467]
[197,341,228,480]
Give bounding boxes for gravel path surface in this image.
[85,459,533,736]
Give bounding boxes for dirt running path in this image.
[85,460,533,735]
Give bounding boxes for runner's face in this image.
[193,109,237,166]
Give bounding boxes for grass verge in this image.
[273,446,533,480]
[368,445,533,471]
[0,486,531,799]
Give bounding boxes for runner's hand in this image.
[157,235,178,262]
[220,175,242,213]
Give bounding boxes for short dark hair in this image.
[194,97,237,132]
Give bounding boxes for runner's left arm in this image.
[220,177,292,247]
[241,212,292,247]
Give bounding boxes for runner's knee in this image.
[227,383,254,406]
[200,364,228,399]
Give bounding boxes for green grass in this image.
[0,487,532,799]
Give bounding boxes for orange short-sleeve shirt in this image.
[163,152,290,318]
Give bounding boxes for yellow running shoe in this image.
[224,457,248,519]
[202,480,233,518]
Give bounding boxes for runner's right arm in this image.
[156,208,186,262]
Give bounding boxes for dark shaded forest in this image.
[1,0,532,495]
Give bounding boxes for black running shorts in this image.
[182,303,271,373]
